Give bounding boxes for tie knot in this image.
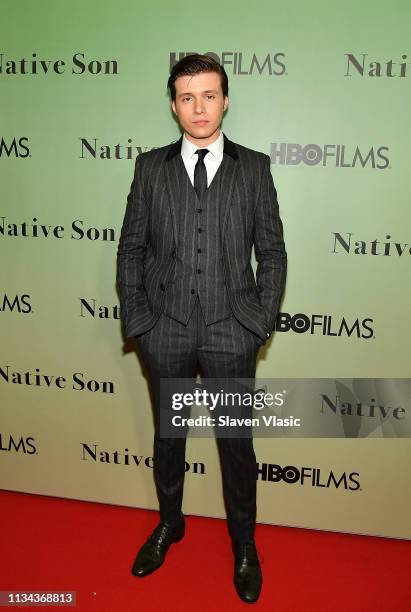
[196,148,209,162]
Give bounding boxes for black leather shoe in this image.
[131,515,185,577]
[233,541,262,603]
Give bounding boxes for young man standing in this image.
[117,54,287,603]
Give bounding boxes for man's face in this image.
[171,71,228,146]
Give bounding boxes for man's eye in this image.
[207,95,215,99]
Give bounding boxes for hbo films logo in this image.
[271,142,389,169]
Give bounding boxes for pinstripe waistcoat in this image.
[162,149,231,325]
[116,133,287,344]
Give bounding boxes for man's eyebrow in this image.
[177,89,219,98]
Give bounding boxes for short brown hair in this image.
[167,54,229,102]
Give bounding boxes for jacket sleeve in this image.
[253,154,287,337]
[116,154,152,337]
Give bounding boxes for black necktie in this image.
[194,148,209,199]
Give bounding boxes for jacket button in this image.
[160,283,165,291]
[171,252,176,259]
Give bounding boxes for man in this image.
[116,54,287,603]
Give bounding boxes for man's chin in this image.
[185,125,219,141]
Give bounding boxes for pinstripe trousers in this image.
[135,296,263,543]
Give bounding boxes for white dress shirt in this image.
[180,130,224,187]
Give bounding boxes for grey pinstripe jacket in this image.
[116,133,287,344]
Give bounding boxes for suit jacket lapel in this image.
[164,137,182,249]
[218,148,239,242]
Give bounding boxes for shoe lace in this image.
[236,542,264,565]
[149,523,172,548]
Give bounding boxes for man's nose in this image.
[194,98,205,113]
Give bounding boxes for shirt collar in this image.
[181,130,224,161]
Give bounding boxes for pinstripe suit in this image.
[117,133,287,344]
[117,132,287,542]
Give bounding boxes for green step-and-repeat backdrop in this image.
[1,0,410,539]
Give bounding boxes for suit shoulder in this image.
[232,141,269,166]
[136,141,172,165]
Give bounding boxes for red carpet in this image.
[1,489,410,611]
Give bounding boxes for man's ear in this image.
[223,96,229,111]
[171,100,176,115]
